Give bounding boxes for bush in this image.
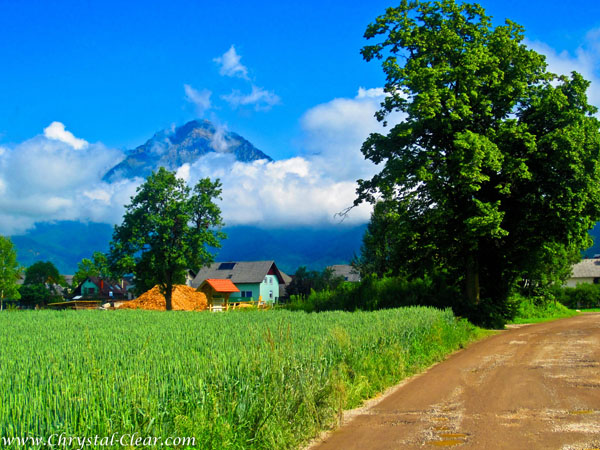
[551,283,600,309]
[510,293,576,323]
[286,274,525,328]
[287,274,460,313]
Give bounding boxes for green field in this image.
[1,308,480,449]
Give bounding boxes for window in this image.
[264,277,268,284]
[241,291,252,298]
[269,290,273,299]
[269,277,273,284]
[218,262,236,270]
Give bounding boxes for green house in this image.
[192,261,285,304]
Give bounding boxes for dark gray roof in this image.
[278,270,292,298]
[191,261,284,288]
[570,258,600,278]
[328,264,361,282]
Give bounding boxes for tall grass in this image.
[0,308,479,449]
[509,294,577,324]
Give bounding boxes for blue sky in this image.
[0,0,599,233]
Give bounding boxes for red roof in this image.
[203,279,240,293]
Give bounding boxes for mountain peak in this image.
[103,120,272,182]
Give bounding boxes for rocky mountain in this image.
[103,120,272,181]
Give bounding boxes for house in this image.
[565,258,600,287]
[184,269,196,287]
[71,276,131,301]
[192,261,285,304]
[328,264,361,282]
[279,270,293,300]
[197,279,239,310]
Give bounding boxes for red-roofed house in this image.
[198,278,239,309]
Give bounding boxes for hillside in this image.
[11,221,366,275]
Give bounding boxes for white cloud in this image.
[0,87,397,234]
[527,30,600,109]
[183,154,372,227]
[301,87,404,181]
[184,84,212,116]
[213,45,249,79]
[0,123,138,234]
[43,122,88,150]
[222,85,281,111]
[169,87,400,227]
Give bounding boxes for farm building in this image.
[565,258,600,287]
[192,261,285,304]
[71,276,132,301]
[327,264,361,282]
[197,278,240,310]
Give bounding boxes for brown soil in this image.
[118,285,208,311]
[310,313,600,450]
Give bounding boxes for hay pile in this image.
[119,285,208,311]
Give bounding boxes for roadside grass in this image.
[578,308,600,312]
[0,307,483,450]
[509,297,578,324]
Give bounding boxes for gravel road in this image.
[311,313,600,449]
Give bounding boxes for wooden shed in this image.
[197,279,239,311]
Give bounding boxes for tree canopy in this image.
[356,0,600,325]
[0,236,22,310]
[24,261,64,286]
[20,260,64,306]
[109,168,225,310]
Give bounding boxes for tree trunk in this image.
[466,253,480,305]
[165,282,173,311]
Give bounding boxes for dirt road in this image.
[311,313,600,450]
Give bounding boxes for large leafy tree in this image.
[356,0,600,324]
[109,168,225,310]
[0,236,22,310]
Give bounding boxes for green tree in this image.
[356,0,600,325]
[0,236,22,310]
[109,168,225,310]
[353,200,408,278]
[287,266,345,301]
[19,284,58,307]
[21,261,65,306]
[24,261,64,286]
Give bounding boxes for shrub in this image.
[551,283,600,309]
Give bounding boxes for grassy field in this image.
[0,308,481,449]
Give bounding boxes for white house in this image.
[565,258,600,287]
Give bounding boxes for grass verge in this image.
[509,297,578,324]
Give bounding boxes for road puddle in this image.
[569,410,595,415]
[429,439,464,447]
[428,431,469,446]
[439,433,468,439]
